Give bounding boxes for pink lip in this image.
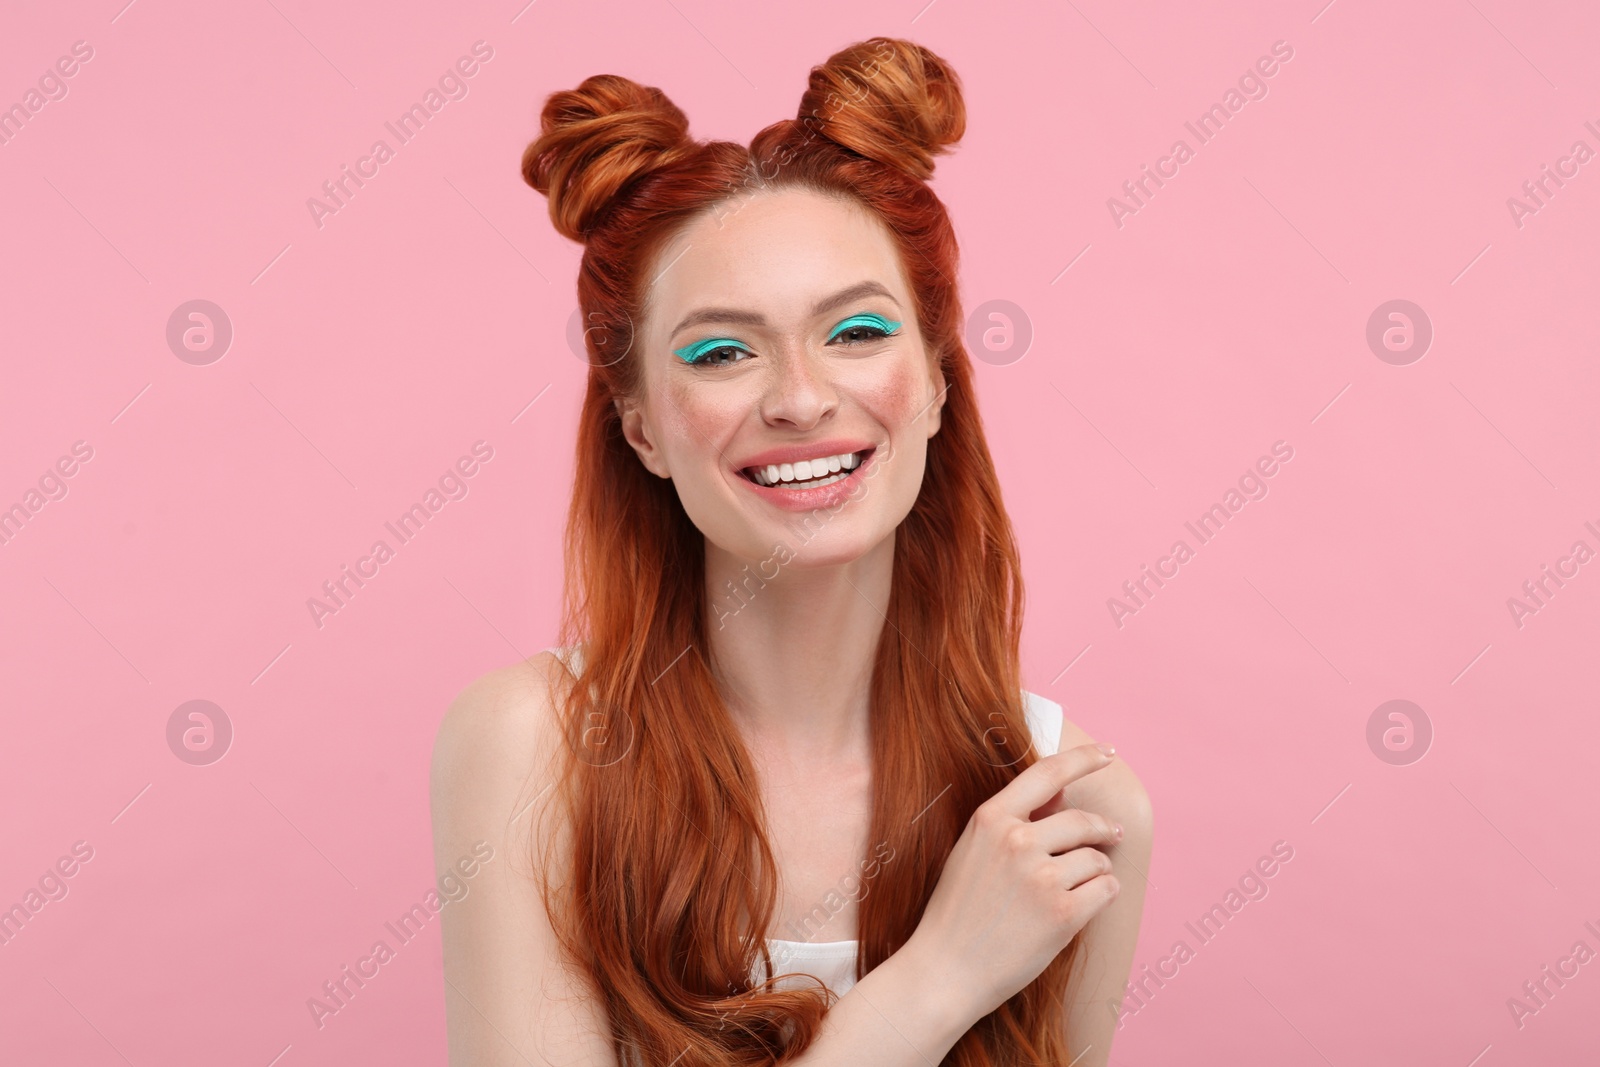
[731,439,876,474]
[732,445,879,513]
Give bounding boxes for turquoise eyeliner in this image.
[673,313,902,364]
[827,314,901,341]
[673,338,752,363]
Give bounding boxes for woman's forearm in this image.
[785,942,977,1067]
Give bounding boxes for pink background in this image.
[3,0,1598,1063]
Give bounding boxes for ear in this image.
[615,395,673,479]
[924,362,948,440]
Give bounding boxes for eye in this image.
[674,338,754,367]
[828,314,902,346]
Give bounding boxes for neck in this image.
[704,531,893,766]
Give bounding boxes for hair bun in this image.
[800,37,965,181]
[522,74,693,241]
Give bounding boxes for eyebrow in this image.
[668,281,901,339]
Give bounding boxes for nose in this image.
[758,343,838,430]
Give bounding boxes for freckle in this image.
[857,363,925,414]
[664,385,745,434]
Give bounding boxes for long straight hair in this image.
[521,37,1082,1065]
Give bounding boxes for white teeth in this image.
[747,451,865,486]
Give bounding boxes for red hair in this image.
[521,37,1080,1065]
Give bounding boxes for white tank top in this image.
[542,644,1066,999]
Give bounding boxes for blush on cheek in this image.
[662,384,743,436]
[859,358,936,424]
[655,382,753,476]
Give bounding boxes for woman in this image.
[431,36,1152,1067]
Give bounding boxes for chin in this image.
[771,515,897,566]
[703,516,891,572]
[777,535,885,570]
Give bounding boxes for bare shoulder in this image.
[434,650,574,751]
[430,652,620,1066]
[1055,713,1154,839]
[430,651,575,818]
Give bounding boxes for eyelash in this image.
[675,315,902,367]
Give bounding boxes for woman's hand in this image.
[901,743,1125,1021]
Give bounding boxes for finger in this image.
[1058,870,1120,926]
[991,742,1116,821]
[1054,844,1116,890]
[1028,782,1102,823]
[1028,788,1070,822]
[1031,806,1121,856]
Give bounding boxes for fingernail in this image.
[1095,742,1116,757]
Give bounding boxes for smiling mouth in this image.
[739,448,874,489]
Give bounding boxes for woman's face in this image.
[616,186,947,568]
